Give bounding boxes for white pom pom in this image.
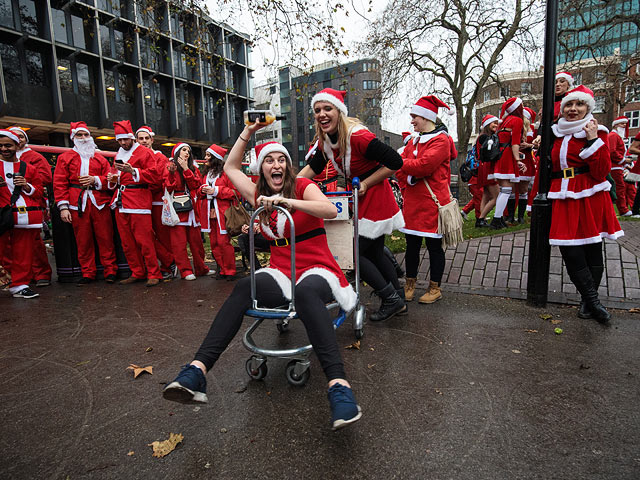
[446,106,455,116]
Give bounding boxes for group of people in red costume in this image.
[0,120,239,299]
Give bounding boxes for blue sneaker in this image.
[163,364,208,404]
[328,383,362,430]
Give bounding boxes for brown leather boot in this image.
[119,276,144,285]
[146,278,160,287]
[419,281,442,304]
[404,278,416,302]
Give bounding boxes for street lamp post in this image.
[526,0,559,307]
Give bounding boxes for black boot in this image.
[475,217,489,228]
[569,267,611,323]
[396,286,408,315]
[384,245,405,278]
[578,265,604,319]
[489,216,505,230]
[517,199,528,224]
[369,283,406,322]
[505,198,516,224]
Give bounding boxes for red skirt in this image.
[477,160,496,188]
[490,149,520,182]
[549,190,623,245]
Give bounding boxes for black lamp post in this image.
[526,0,559,307]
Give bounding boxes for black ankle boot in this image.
[384,245,405,278]
[370,283,406,322]
[475,218,488,228]
[579,265,605,319]
[569,267,611,323]
[396,286,408,315]
[489,217,505,230]
[505,198,516,223]
[517,199,528,224]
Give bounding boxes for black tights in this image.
[193,274,346,381]
[405,234,445,283]
[632,186,640,215]
[559,243,603,275]
[359,235,400,291]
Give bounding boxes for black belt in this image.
[357,166,381,182]
[120,184,149,190]
[318,175,339,185]
[12,206,41,213]
[551,165,590,179]
[70,184,95,190]
[270,228,326,247]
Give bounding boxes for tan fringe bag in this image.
[423,179,464,250]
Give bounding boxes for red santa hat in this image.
[0,129,20,144]
[171,143,190,158]
[500,97,523,118]
[254,141,291,174]
[560,85,596,114]
[113,120,135,140]
[311,88,348,116]
[612,116,629,137]
[481,114,499,129]
[555,72,574,87]
[410,96,450,122]
[8,126,28,144]
[206,143,227,161]
[401,131,412,145]
[523,107,537,123]
[69,121,90,140]
[135,125,155,137]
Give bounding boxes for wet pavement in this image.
[1,276,639,479]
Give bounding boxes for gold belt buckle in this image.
[17,206,27,214]
[274,238,289,247]
[562,167,575,179]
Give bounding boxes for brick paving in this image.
[398,220,640,309]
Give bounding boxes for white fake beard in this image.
[616,126,626,138]
[74,137,97,158]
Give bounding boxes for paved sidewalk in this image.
[398,221,640,309]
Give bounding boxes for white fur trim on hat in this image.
[0,130,20,144]
[555,72,574,86]
[311,92,348,116]
[135,127,155,137]
[256,143,291,174]
[505,97,523,114]
[206,147,224,161]
[8,127,28,144]
[70,127,90,139]
[115,133,135,140]
[612,117,628,127]
[481,116,499,129]
[410,105,437,123]
[560,91,596,114]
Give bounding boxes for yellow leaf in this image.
[148,433,183,458]
[512,349,521,354]
[345,340,361,350]
[539,313,552,320]
[127,451,135,456]
[127,364,153,378]
[551,319,562,325]
[629,308,640,313]
[145,347,153,353]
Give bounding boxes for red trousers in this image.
[624,181,637,210]
[0,228,38,293]
[151,204,175,272]
[611,169,629,214]
[71,205,117,279]
[209,226,236,276]
[32,235,52,281]
[115,212,162,279]
[170,225,208,277]
[462,183,482,218]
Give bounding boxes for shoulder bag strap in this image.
[9,161,27,206]
[422,178,454,207]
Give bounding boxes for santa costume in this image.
[608,116,631,216]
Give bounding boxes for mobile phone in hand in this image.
[115,159,124,165]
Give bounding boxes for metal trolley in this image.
[242,178,365,386]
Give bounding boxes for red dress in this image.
[520,128,536,182]
[489,115,523,182]
[396,130,457,237]
[198,171,237,234]
[320,127,404,239]
[164,167,202,227]
[548,126,623,245]
[256,177,357,312]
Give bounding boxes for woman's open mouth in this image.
[271,171,283,185]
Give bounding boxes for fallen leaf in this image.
[579,364,590,370]
[512,349,521,354]
[629,308,640,313]
[96,296,103,300]
[220,428,227,433]
[551,319,562,325]
[539,313,552,320]
[127,364,153,378]
[145,347,153,353]
[148,432,183,458]
[524,329,538,333]
[204,462,211,469]
[235,385,247,393]
[367,363,376,369]
[345,340,361,350]
[76,360,90,366]
[369,347,375,351]
[127,451,134,456]
[197,299,205,303]
[554,327,563,335]
[435,388,443,395]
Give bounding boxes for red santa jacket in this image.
[164,166,202,227]
[198,170,238,234]
[150,150,170,205]
[53,149,113,211]
[607,130,626,171]
[1,159,43,228]
[549,126,611,200]
[17,148,52,185]
[396,130,456,237]
[108,143,157,214]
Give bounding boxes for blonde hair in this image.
[522,117,531,142]
[313,111,365,162]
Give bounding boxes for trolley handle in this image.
[249,205,296,312]
[352,177,360,190]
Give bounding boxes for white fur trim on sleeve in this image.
[579,138,605,160]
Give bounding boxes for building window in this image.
[52,9,68,44]
[118,72,134,103]
[71,15,86,49]
[483,90,491,102]
[362,61,378,72]
[593,96,605,113]
[594,71,605,84]
[57,59,73,91]
[572,72,582,85]
[625,85,640,103]
[500,85,510,97]
[25,49,45,86]
[100,25,112,57]
[624,110,639,129]
[18,0,39,35]
[76,62,94,96]
[0,0,14,29]
[105,70,115,99]
[363,80,380,90]
[0,43,21,83]
[521,82,532,95]
[114,30,124,60]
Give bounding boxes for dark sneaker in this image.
[77,277,93,285]
[163,364,208,404]
[13,287,39,299]
[105,274,116,284]
[328,383,362,431]
[35,279,51,287]
[162,271,173,281]
[170,263,179,278]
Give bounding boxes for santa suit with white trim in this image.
[53,123,117,279]
[0,130,44,294]
[489,98,524,182]
[198,144,237,276]
[608,118,630,214]
[108,121,162,280]
[164,143,208,278]
[9,127,52,283]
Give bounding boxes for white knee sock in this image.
[495,187,512,218]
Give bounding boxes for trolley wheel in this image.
[276,321,289,334]
[285,360,310,387]
[245,357,268,380]
[354,328,364,340]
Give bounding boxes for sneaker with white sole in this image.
[13,287,39,299]
[170,263,179,278]
[184,274,196,281]
[620,211,632,217]
[460,210,468,220]
[163,364,208,404]
[328,383,362,431]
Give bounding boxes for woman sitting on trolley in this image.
[163,121,362,431]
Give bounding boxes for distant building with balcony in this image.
[0,0,253,156]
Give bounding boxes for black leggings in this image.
[559,243,603,274]
[359,235,400,291]
[193,274,346,381]
[632,186,640,215]
[405,234,445,283]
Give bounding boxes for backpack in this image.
[480,127,511,163]
[459,145,478,183]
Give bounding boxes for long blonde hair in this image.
[313,111,365,162]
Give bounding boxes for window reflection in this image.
[0,43,21,83]
[58,59,73,91]
[26,49,45,86]
[18,0,39,35]
[0,0,14,29]
[76,62,94,96]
